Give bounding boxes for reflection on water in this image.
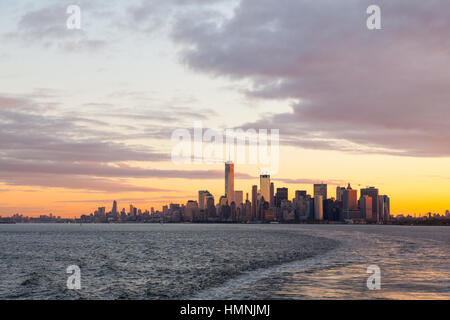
[0,224,448,300]
[192,225,450,300]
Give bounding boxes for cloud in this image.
[0,173,174,193]
[0,159,255,192]
[0,158,254,180]
[0,106,169,163]
[0,91,256,191]
[126,0,230,33]
[0,96,26,108]
[0,93,174,191]
[0,95,255,191]
[85,106,217,124]
[172,0,450,157]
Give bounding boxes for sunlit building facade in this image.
[361,187,379,221]
[314,195,324,220]
[225,161,235,203]
[260,174,271,204]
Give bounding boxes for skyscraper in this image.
[379,195,390,222]
[314,195,323,220]
[359,195,373,220]
[336,186,346,202]
[294,191,310,219]
[270,182,274,207]
[378,197,385,223]
[225,161,235,203]
[198,190,212,209]
[295,190,307,200]
[361,187,379,221]
[383,195,390,221]
[234,190,243,205]
[112,200,117,215]
[206,196,216,220]
[314,184,327,200]
[251,185,257,219]
[185,200,199,222]
[198,191,206,209]
[260,174,270,203]
[343,184,358,219]
[98,207,106,217]
[275,188,288,207]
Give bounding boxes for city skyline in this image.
[0,155,448,218]
[3,161,449,222]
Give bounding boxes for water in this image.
[0,224,448,300]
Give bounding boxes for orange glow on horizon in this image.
[1,147,449,219]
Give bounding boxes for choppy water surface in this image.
[0,224,448,299]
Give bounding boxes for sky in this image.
[0,0,449,217]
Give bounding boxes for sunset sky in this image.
[1,0,449,217]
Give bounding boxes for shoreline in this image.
[1,221,449,226]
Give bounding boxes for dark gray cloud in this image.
[0,103,169,163]
[0,93,254,191]
[172,0,450,157]
[0,92,254,191]
[0,158,254,192]
[0,93,173,191]
[0,172,174,193]
[85,106,217,124]
[0,159,254,180]
[126,0,229,33]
